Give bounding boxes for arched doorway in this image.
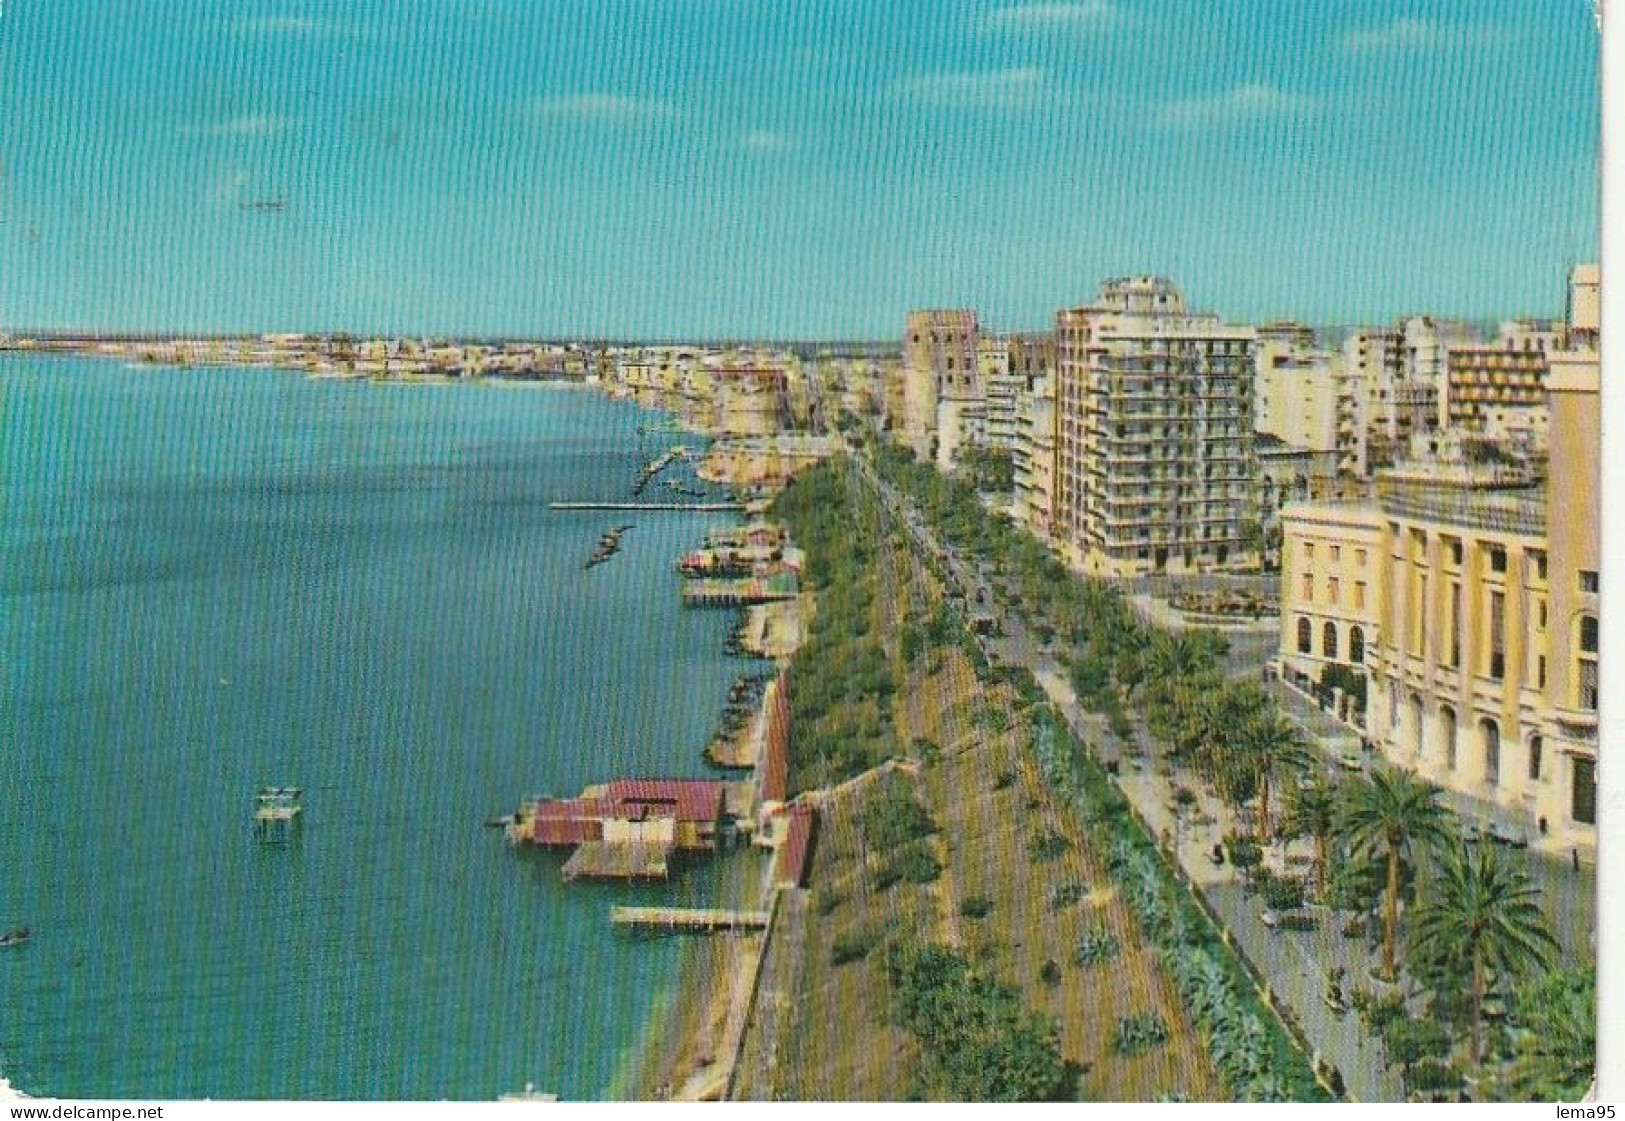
[1297,617,1312,654]
[1350,626,1366,665]
[1480,718,1500,787]
[1322,620,1339,659]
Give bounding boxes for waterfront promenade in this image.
[847,446,1400,1101]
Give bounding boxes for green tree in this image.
[1283,776,1341,892]
[1235,712,1313,843]
[1338,770,1452,980]
[1499,967,1596,1101]
[1407,842,1558,1071]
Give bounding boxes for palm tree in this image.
[1236,712,1314,843]
[1144,630,1216,684]
[1339,769,1452,981]
[1408,842,1558,1071]
[1283,775,1340,891]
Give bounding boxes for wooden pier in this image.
[610,906,771,933]
[563,841,671,881]
[550,501,744,512]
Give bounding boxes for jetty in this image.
[682,574,798,607]
[633,445,689,496]
[610,906,771,933]
[550,502,744,513]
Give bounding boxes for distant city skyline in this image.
[0,0,1599,338]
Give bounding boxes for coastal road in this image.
[846,446,1399,1100]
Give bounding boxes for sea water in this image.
[0,356,755,1099]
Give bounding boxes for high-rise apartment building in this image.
[1012,373,1057,541]
[1054,277,1258,577]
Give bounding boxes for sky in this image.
[0,0,1601,338]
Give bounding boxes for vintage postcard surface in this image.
[0,0,1601,1105]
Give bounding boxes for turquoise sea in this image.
[0,356,757,1100]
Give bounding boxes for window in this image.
[1579,659,1599,712]
[1300,573,1313,600]
[1323,621,1338,659]
[1537,655,1547,690]
[1573,757,1597,826]
[1447,583,1462,668]
[1330,545,1341,562]
[1581,570,1599,594]
[1356,548,1368,567]
[1447,539,1464,567]
[1488,546,1507,574]
[1303,542,1315,562]
[1328,577,1341,606]
[1529,735,1543,782]
[1530,550,1547,581]
[1488,591,1506,680]
[1482,720,1501,787]
[1581,614,1599,654]
[1297,617,1313,654]
[1350,626,1366,665]
[1354,582,1367,610]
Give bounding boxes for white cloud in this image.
[528,94,674,123]
[895,67,1047,110]
[180,116,291,139]
[1340,18,1503,52]
[741,130,793,152]
[1156,84,1316,130]
[982,2,1120,33]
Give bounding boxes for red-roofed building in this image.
[759,673,791,805]
[773,804,816,889]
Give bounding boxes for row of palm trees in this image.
[1143,647,1561,1077]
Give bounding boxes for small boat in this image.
[0,927,31,948]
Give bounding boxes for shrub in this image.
[1262,874,1307,913]
[831,925,882,966]
[1225,834,1264,875]
[860,780,936,850]
[960,896,994,919]
[1040,959,1063,987]
[1405,1059,1463,1100]
[1029,827,1071,861]
[1048,881,1086,911]
[886,842,942,885]
[1113,1013,1170,1055]
[911,736,942,764]
[993,768,1017,791]
[1073,926,1121,968]
[816,888,846,916]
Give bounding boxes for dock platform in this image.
[562,841,671,881]
[610,906,771,933]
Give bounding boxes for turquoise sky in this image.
[0,1,1600,338]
